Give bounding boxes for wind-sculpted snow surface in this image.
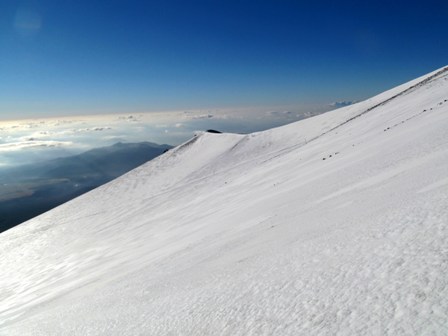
[1,66,448,335]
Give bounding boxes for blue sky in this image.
[1,0,447,119]
[0,0,447,167]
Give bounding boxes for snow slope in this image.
[1,66,448,335]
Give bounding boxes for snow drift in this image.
[1,66,448,335]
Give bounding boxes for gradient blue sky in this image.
[1,0,447,120]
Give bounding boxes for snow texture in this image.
[1,66,448,335]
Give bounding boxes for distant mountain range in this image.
[0,141,172,232]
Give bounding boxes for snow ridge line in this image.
[318,66,448,135]
[262,66,448,162]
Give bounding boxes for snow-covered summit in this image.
[1,66,448,335]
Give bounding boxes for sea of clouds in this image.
[0,105,339,168]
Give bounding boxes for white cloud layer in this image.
[0,105,335,167]
[0,140,72,152]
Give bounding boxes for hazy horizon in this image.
[0,104,339,167]
[1,1,447,121]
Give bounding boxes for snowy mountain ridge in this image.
[1,66,448,335]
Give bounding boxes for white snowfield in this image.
[1,67,448,335]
